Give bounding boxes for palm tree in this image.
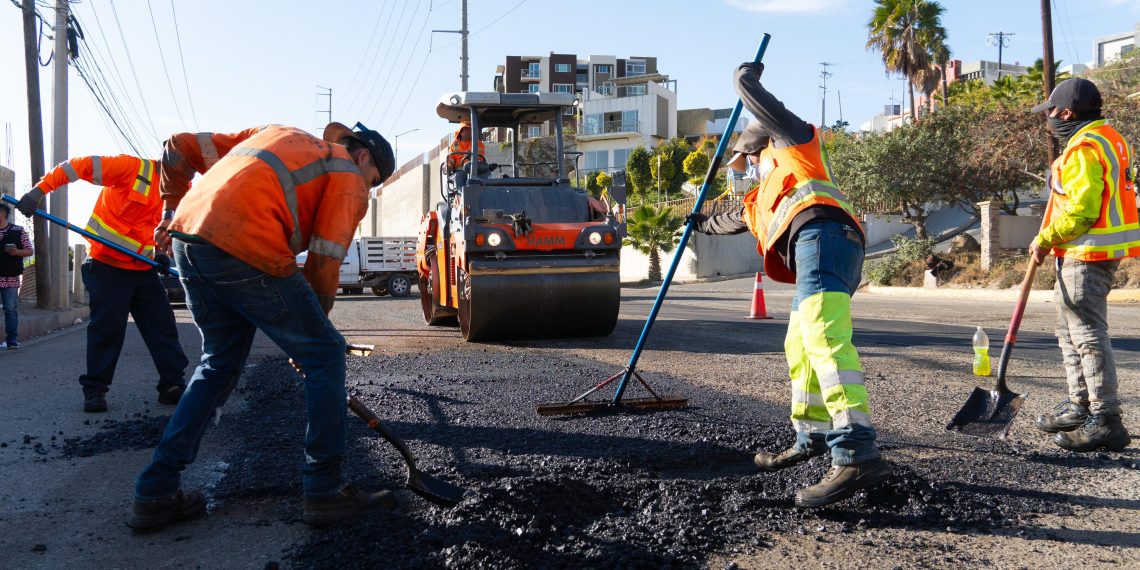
[867,0,948,122]
[624,204,683,282]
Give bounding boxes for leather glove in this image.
[154,252,172,276]
[685,212,708,227]
[16,190,43,218]
[738,62,765,80]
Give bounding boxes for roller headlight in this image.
[450,95,462,105]
[487,233,502,247]
[588,231,602,245]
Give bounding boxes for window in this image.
[528,62,541,77]
[528,83,540,94]
[621,110,638,132]
[595,64,611,74]
[584,150,609,171]
[555,63,571,73]
[553,83,574,94]
[626,84,646,96]
[585,113,602,135]
[626,60,646,76]
[528,125,542,138]
[613,148,631,170]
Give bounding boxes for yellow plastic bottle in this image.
[972,326,991,376]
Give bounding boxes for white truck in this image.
[296,236,418,297]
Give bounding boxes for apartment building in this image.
[1093,24,1138,68]
[944,59,1029,84]
[493,53,677,175]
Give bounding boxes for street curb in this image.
[15,305,90,341]
[866,285,1140,303]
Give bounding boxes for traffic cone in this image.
[747,272,772,320]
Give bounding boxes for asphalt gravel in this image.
[75,350,1072,569]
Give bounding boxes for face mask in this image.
[1048,115,1093,144]
[744,162,761,181]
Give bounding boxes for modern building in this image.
[1092,24,1139,68]
[859,104,907,133]
[677,108,749,143]
[944,59,1029,85]
[493,53,677,175]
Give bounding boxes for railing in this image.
[521,69,541,79]
[579,119,640,136]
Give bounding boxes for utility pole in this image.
[432,0,469,90]
[987,32,1013,81]
[21,0,51,308]
[49,0,70,309]
[1040,1,1058,165]
[819,62,833,128]
[316,86,332,132]
[837,90,844,126]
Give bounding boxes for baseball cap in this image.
[726,121,772,172]
[322,122,396,185]
[1030,78,1103,114]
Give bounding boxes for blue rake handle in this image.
[1,194,178,277]
[612,33,771,404]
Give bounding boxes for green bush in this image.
[866,235,935,286]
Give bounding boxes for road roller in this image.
[416,91,621,342]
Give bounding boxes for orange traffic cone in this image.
[747,272,772,320]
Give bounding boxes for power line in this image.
[72,10,154,151]
[379,4,436,131]
[146,1,187,129]
[1053,0,1080,68]
[341,1,393,105]
[107,0,160,141]
[347,0,414,119]
[360,0,424,125]
[433,0,527,52]
[168,0,198,130]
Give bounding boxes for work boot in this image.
[127,490,207,531]
[157,384,186,406]
[1035,401,1090,433]
[1055,414,1131,452]
[302,484,397,526]
[795,458,892,508]
[84,393,108,413]
[754,446,825,472]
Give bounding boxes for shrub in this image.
[866,235,935,286]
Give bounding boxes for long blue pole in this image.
[612,34,771,404]
[1,194,178,277]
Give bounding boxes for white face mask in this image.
[744,162,761,182]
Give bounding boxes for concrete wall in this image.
[0,165,14,197]
[620,232,759,283]
[862,214,913,248]
[999,214,1043,249]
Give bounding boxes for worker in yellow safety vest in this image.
[687,62,890,508]
[1029,78,1137,452]
[17,156,190,413]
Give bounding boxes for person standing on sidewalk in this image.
[1030,78,1137,452]
[0,203,33,349]
[16,156,189,412]
[129,122,396,531]
[687,62,889,507]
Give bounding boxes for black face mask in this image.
[1047,116,1096,144]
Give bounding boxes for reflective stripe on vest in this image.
[62,161,80,183]
[764,179,857,246]
[197,133,220,169]
[132,160,154,196]
[308,236,347,260]
[86,212,148,256]
[91,156,103,186]
[1053,128,1140,260]
[228,147,360,255]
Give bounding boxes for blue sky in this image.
[1,0,1137,226]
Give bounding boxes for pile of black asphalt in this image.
[58,349,1091,568]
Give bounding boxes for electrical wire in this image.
[341,0,393,108]
[168,0,198,130]
[361,0,425,125]
[146,1,187,129]
[73,10,155,151]
[107,0,160,141]
[85,2,157,147]
[432,0,528,52]
[377,4,435,130]
[346,0,412,119]
[1053,0,1080,69]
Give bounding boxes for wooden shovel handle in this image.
[994,262,1038,392]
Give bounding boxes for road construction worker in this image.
[129,122,395,531]
[687,62,889,507]
[17,155,190,413]
[446,121,485,173]
[1029,78,1136,452]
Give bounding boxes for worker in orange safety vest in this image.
[446,121,486,173]
[130,121,396,531]
[17,155,190,413]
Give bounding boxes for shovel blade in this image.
[407,470,465,508]
[946,387,1027,438]
[536,396,689,417]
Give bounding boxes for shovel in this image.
[295,344,466,507]
[946,263,1035,438]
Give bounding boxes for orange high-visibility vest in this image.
[742,127,863,283]
[1040,123,1140,261]
[167,126,369,301]
[447,129,485,171]
[159,126,266,209]
[33,155,161,271]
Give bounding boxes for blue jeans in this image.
[135,240,348,500]
[787,219,879,466]
[1,286,17,344]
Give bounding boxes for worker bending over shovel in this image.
[128,122,395,531]
[687,62,890,507]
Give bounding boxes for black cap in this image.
[322,122,396,185]
[1030,78,1103,114]
[727,121,771,171]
